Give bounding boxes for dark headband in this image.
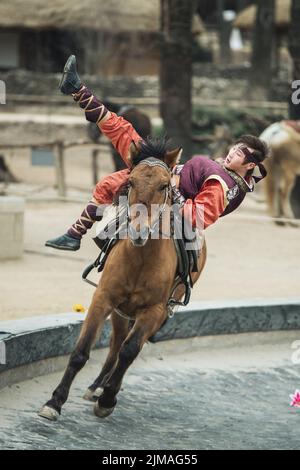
[241,146,268,183]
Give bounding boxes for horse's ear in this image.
[128,140,141,165]
[165,147,183,168]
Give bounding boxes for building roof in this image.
[234,0,291,31]
[0,0,204,33]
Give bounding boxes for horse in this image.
[38,139,207,421]
[260,121,300,224]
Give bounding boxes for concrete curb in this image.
[0,298,300,389]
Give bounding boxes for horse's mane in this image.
[132,136,170,166]
[113,136,171,205]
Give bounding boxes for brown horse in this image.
[38,140,207,421]
[260,121,300,223]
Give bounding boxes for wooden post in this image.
[217,0,232,65]
[249,0,275,99]
[54,142,66,198]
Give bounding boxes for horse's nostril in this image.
[128,224,137,240]
[128,223,150,241]
[132,236,148,247]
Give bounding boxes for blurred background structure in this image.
[0,0,299,319]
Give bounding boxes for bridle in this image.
[127,157,172,236]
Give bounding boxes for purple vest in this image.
[179,155,247,217]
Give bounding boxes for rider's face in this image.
[224,144,255,174]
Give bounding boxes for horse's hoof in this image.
[93,401,115,419]
[288,220,299,228]
[83,388,96,402]
[93,387,103,398]
[83,387,102,402]
[275,220,285,226]
[38,405,60,421]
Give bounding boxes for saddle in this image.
[82,203,200,311]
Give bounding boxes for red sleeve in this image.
[98,112,142,167]
[183,179,226,230]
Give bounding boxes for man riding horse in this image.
[39,56,270,422]
[46,55,268,252]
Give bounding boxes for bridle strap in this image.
[137,157,170,173]
[127,157,172,233]
[149,186,171,235]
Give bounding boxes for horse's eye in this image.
[160,184,168,191]
[128,180,134,188]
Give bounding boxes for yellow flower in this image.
[73,304,86,313]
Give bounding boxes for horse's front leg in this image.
[83,311,130,402]
[94,304,167,418]
[38,292,113,421]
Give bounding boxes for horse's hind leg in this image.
[94,304,166,418]
[83,312,129,402]
[38,293,113,421]
[281,174,298,225]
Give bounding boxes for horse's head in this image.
[126,137,182,247]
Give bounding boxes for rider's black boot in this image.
[59,55,82,95]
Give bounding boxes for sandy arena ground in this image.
[0,179,299,320]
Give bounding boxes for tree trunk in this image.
[160,0,195,162]
[288,0,300,119]
[249,0,275,99]
[217,0,232,65]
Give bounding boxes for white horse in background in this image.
[260,121,300,224]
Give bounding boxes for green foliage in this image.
[192,105,286,138]
[151,105,286,156]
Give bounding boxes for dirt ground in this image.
[1,331,300,449]
[0,181,299,320]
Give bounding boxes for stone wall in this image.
[1,66,291,103]
[1,299,300,389]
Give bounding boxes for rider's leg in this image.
[45,169,130,251]
[45,56,132,251]
[72,86,109,125]
[58,54,110,124]
[59,55,142,167]
[45,199,101,251]
[67,199,100,241]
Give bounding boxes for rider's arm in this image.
[183,179,226,230]
[98,112,142,167]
